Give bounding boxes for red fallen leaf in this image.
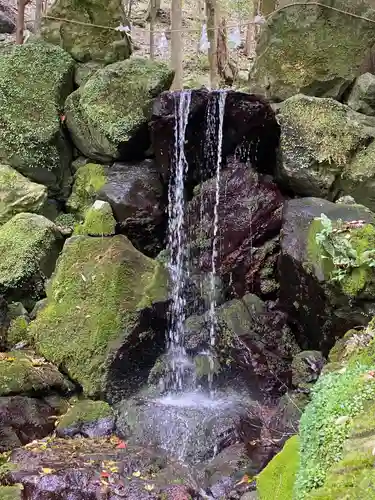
[101,471,110,478]
[369,371,375,377]
[116,440,127,449]
[60,114,66,122]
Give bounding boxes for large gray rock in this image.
[279,197,375,351]
[347,72,375,115]
[41,0,131,64]
[65,57,174,162]
[277,95,375,199]
[249,1,375,101]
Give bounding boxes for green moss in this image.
[0,41,74,194]
[73,202,116,236]
[57,399,112,430]
[54,213,79,231]
[257,435,300,500]
[67,163,107,217]
[30,235,168,396]
[0,350,72,396]
[65,57,174,160]
[0,484,22,499]
[7,317,28,346]
[0,213,63,294]
[294,358,375,498]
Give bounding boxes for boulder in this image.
[65,57,174,162]
[1,437,199,499]
[30,234,169,401]
[151,90,280,183]
[0,486,22,500]
[291,351,326,390]
[56,399,114,438]
[0,395,64,452]
[347,72,375,115]
[249,1,375,101]
[41,0,131,64]
[277,95,375,198]
[187,162,284,299]
[0,213,64,306]
[0,165,48,225]
[73,200,116,236]
[0,41,74,197]
[0,350,73,397]
[279,197,375,351]
[0,1,16,34]
[68,160,166,256]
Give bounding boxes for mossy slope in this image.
[0,41,74,197]
[30,234,168,397]
[65,57,174,161]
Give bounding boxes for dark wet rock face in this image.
[187,163,284,299]
[98,160,167,257]
[0,396,62,452]
[0,295,9,349]
[150,90,280,185]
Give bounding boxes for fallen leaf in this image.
[144,484,155,491]
[101,471,110,479]
[116,440,127,449]
[132,471,141,478]
[41,468,54,474]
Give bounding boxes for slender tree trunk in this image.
[205,0,218,89]
[16,0,28,44]
[244,2,257,57]
[170,0,183,89]
[149,0,157,59]
[34,0,43,34]
[146,0,161,21]
[217,18,236,85]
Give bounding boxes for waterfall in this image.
[165,90,193,392]
[165,89,227,395]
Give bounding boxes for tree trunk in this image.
[16,0,28,44]
[149,0,157,59]
[145,0,161,21]
[217,18,237,85]
[262,0,277,15]
[205,0,218,89]
[34,0,43,34]
[170,0,183,89]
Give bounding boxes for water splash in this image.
[165,90,192,392]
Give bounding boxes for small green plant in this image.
[315,214,375,283]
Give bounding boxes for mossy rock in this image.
[0,41,75,197]
[56,399,114,438]
[277,95,373,198]
[67,162,107,217]
[0,165,48,226]
[0,213,64,306]
[256,435,300,500]
[249,1,375,101]
[0,485,23,500]
[65,57,174,162]
[30,234,169,400]
[73,200,116,236]
[0,350,73,396]
[6,316,29,347]
[291,351,326,389]
[347,72,375,116]
[41,0,131,64]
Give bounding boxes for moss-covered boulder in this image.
[56,399,114,438]
[256,435,300,500]
[280,197,375,351]
[65,57,174,162]
[249,1,375,101]
[73,200,116,236]
[347,72,375,115]
[291,351,326,390]
[0,485,23,500]
[277,95,375,198]
[30,234,169,400]
[0,41,75,197]
[294,321,375,499]
[0,213,64,306]
[41,0,131,64]
[0,350,73,396]
[0,165,48,225]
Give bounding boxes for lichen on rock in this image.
[0,40,75,197]
[30,234,169,399]
[73,200,116,236]
[65,57,174,161]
